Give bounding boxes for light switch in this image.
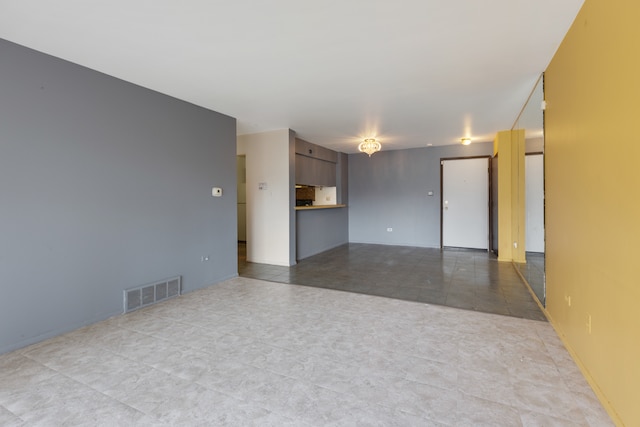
[212,187,222,197]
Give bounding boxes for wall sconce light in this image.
[461,137,471,146]
[358,138,382,157]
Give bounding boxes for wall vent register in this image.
[123,276,181,313]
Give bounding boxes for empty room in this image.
[1,0,638,425]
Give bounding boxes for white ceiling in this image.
[0,0,584,153]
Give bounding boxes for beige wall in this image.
[545,0,640,425]
[237,129,295,266]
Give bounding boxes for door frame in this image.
[439,155,493,250]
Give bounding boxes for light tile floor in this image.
[0,277,612,426]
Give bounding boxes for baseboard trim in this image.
[513,263,623,426]
[545,312,624,426]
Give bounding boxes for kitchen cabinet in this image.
[295,139,338,163]
[295,138,338,186]
[295,154,336,186]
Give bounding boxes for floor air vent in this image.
[124,276,181,313]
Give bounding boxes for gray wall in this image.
[348,142,494,247]
[296,208,349,260]
[336,152,349,204]
[0,39,238,354]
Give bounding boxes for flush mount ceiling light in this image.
[358,138,381,157]
[461,137,471,146]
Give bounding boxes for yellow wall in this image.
[494,129,526,262]
[545,0,640,425]
[511,129,526,264]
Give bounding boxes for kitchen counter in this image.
[295,204,346,211]
[295,204,348,260]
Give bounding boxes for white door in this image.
[525,154,544,252]
[442,158,489,249]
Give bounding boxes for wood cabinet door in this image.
[295,154,336,186]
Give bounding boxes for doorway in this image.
[441,157,490,249]
[237,155,246,242]
[523,152,545,305]
[525,153,544,253]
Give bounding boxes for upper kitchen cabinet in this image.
[296,155,337,187]
[295,138,338,186]
[295,139,338,163]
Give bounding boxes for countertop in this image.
[295,204,346,211]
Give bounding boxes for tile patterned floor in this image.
[240,243,546,321]
[0,278,612,426]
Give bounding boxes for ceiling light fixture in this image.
[358,138,381,157]
[461,137,471,146]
